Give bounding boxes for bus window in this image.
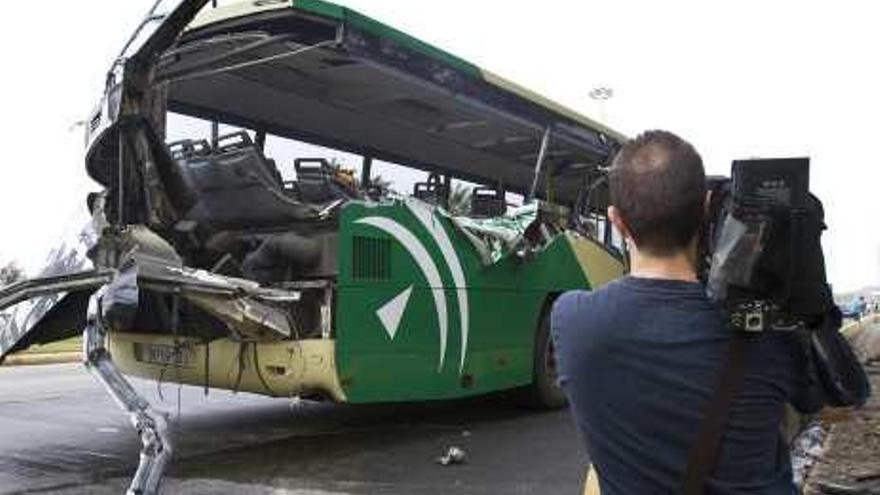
[608,222,630,266]
[449,180,515,217]
[610,225,625,253]
[595,215,607,243]
[165,112,212,143]
[369,160,426,197]
[444,179,472,214]
[263,135,362,184]
[506,192,524,210]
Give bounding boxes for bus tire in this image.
[526,306,567,409]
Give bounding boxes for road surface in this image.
[0,364,588,494]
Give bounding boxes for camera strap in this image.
[680,331,752,495]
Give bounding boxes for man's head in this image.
[608,130,706,257]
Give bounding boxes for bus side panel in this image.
[460,237,593,395]
[334,201,618,403]
[564,233,626,290]
[336,201,472,402]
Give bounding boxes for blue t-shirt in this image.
[552,277,819,494]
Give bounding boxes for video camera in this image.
[699,158,834,333]
[698,157,870,408]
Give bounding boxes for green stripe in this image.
[293,0,344,19]
[293,0,481,77]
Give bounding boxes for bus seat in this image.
[215,132,284,188]
[412,173,447,205]
[293,158,337,204]
[168,132,314,229]
[470,186,506,217]
[167,139,211,160]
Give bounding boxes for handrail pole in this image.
[527,127,552,202]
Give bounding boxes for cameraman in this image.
[552,131,821,494]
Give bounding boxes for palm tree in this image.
[447,184,472,216]
[369,174,393,190]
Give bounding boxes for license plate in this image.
[134,343,195,368]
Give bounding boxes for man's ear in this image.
[607,205,635,244]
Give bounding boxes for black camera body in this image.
[699,158,870,407]
[700,158,833,332]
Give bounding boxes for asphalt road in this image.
[0,364,588,495]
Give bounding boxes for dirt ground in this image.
[805,318,880,494]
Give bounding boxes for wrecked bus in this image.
[0,0,627,492]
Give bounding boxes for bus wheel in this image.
[526,308,567,409]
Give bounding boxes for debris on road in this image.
[437,446,467,466]
[814,480,880,495]
[805,322,880,495]
[792,421,829,489]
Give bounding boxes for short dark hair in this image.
[609,130,706,256]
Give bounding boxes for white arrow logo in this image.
[356,216,449,371]
[356,200,470,374]
[376,286,413,341]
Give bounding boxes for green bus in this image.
[0,1,627,491]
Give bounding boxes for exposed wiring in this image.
[171,293,182,421]
[157,365,167,403]
[232,341,246,394]
[290,338,306,392]
[160,34,293,81]
[282,301,307,401]
[203,338,210,397]
[252,342,279,398]
[165,39,337,84]
[160,32,271,59]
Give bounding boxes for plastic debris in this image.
[791,421,829,489]
[437,446,467,466]
[815,480,880,495]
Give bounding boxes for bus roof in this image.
[166,0,626,203]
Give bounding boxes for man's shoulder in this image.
[553,284,614,319]
[551,281,629,341]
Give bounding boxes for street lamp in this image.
[589,86,614,123]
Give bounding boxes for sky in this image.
[0,0,877,292]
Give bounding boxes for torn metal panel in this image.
[110,235,299,340]
[100,263,140,331]
[0,271,113,359]
[185,292,293,340]
[0,209,106,360]
[0,271,114,312]
[440,201,539,265]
